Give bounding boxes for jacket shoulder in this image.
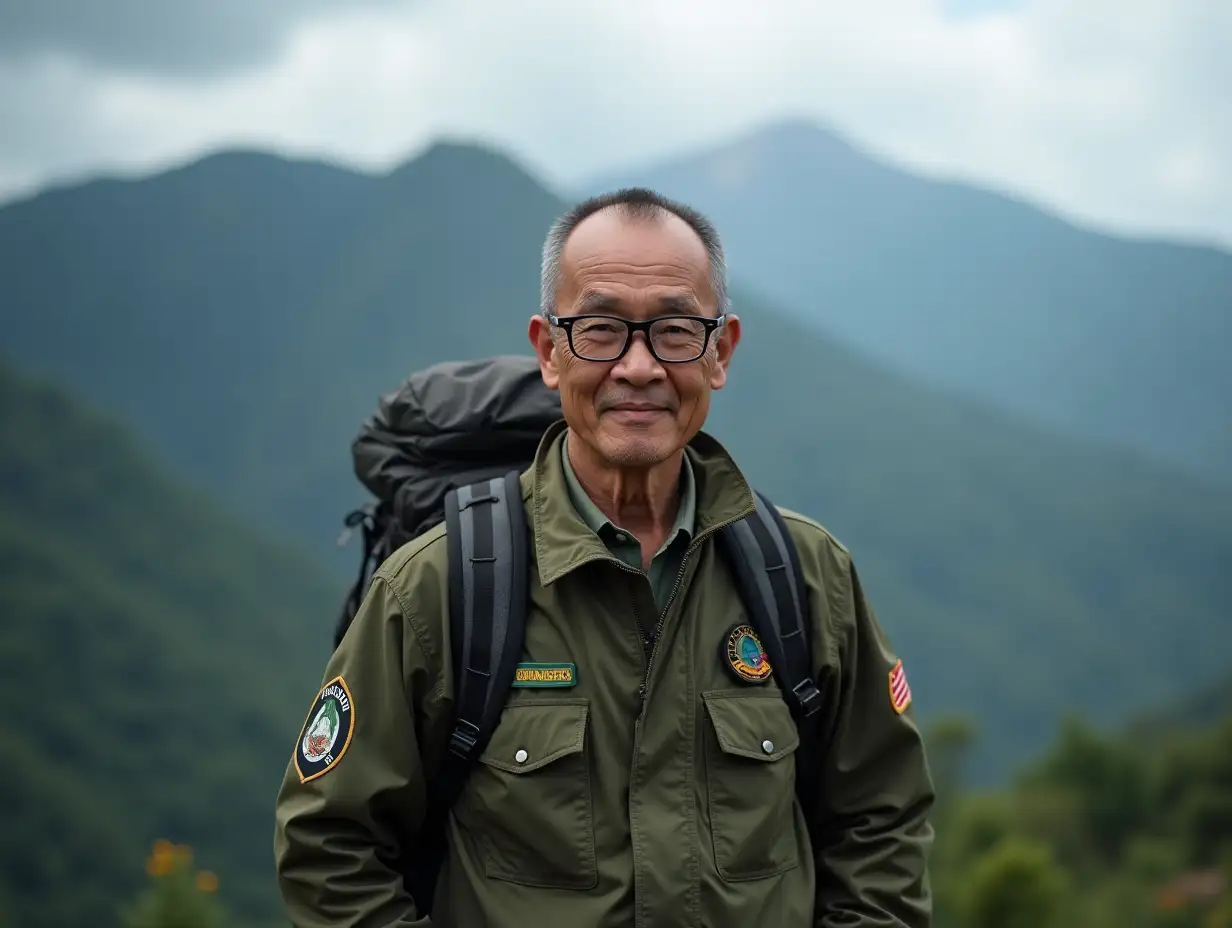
[374,518,450,586]
[369,520,452,672]
[770,506,859,653]
[773,505,852,563]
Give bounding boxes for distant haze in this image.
[0,0,1228,252]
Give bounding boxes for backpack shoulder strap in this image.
[716,491,825,844]
[439,469,530,795]
[717,491,822,722]
[404,470,530,916]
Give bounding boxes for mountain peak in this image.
[725,116,858,157]
[388,136,549,195]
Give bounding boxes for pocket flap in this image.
[702,691,800,762]
[480,700,589,774]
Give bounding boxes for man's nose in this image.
[612,332,665,384]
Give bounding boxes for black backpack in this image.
[337,355,823,916]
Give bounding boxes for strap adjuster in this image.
[792,679,823,718]
[448,719,481,759]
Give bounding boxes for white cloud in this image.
[0,0,1227,250]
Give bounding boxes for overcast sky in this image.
[1,0,1228,249]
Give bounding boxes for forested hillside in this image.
[0,356,340,928]
[1,140,1230,779]
[928,701,1232,927]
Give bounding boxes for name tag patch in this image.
[512,662,577,687]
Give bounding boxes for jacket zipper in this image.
[622,511,750,928]
[578,508,752,707]
[635,512,749,713]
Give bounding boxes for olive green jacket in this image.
[273,419,935,927]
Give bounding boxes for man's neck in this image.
[566,431,683,543]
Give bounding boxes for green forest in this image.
[0,360,337,927]
[928,689,1232,927]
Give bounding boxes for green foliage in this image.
[1019,716,1152,866]
[929,707,1232,928]
[120,841,225,928]
[1,142,1230,783]
[960,836,1066,928]
[0,360,341,927]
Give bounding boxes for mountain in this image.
[2,139,1231,783]
[0,356,340,928]
[582,118,1232,486]
[0,143,558,564]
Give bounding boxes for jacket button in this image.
[761,740,774,754]
[515,749,529,764]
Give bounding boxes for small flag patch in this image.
[888,660,912,714]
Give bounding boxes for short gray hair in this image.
[539,187,730,318]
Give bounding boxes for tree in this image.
[1021,716,1150,867]
[962,837,1066,928]
[926,714,979,817]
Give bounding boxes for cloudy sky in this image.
[1,0,1228,249]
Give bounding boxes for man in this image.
[273,188,935,927]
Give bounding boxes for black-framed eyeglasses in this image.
[546,313,727,363]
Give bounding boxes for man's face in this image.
[529,208,741,469]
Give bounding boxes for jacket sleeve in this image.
[273,573,437,927]
[809,552,936,928]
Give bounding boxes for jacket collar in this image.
[560,430,697,554]
[522,418,757,586]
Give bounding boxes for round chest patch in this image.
[294,675,355,784]
[724,624,773,683]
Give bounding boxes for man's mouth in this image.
[611,403,665,412]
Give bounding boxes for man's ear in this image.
[527,314,560,390]
[708,314,741,391]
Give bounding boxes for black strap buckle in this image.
[792,678,823,718]
[448,719,481,759]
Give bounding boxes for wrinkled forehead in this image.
[559,209,717,317]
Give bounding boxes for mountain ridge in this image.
[583,117,1232,486]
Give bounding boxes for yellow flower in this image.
[146,839,176,877]
[195,870,219,894]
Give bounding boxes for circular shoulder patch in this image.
[724,624,773,683]
[294,675,355,784]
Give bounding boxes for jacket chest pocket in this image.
[701,690,802,882]
[462,699,598,890]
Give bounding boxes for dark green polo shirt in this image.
[561,434,696,613]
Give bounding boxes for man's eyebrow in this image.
[657,294,701,314]
[577,290,620,313]
[575,290,704,314]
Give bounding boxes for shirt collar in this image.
[560,431,696,555]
